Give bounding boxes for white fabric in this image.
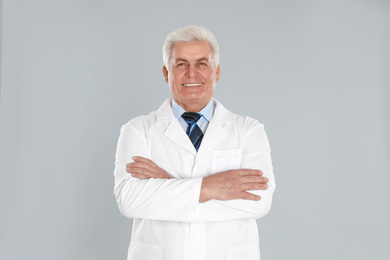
[113,98,275,260]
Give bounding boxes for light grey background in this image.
[0,0,389,259]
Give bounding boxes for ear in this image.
[215,65,221,82]
[162,66,169,83]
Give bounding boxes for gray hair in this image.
[163,25,220,68]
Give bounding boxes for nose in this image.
[185,65,196,78]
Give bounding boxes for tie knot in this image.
[182,112,202,125]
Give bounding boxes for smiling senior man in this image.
[113,25,275,260]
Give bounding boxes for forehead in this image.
[170,41,213,61]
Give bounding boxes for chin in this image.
[185,95,207,101]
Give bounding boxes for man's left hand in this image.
[126,156,173,179]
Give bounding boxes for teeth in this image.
[183,83,203,87]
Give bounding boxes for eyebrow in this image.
[175,57,210,63]
[175,58,188,63]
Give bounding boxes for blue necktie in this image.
[181,112,204,151]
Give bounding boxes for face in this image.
[163,41,220,112]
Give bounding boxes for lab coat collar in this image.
[198,99,231,157]
[157,98,232,156]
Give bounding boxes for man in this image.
[114,25,275,260]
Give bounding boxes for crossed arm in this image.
[127,156,269,203]
[114,120,275,222]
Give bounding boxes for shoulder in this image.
[214,99,264,130]
[231,111,263,129]
[121,111,158,132]
[120,99,172,133]
[219,104,270,150]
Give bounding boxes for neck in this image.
[175,99,210,112]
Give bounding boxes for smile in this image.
[182,83,203,87]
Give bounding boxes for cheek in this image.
[201,69,216,81]
[171,70,186,80]
[199,70,210,79]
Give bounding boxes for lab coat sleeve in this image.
[114,123,203,222]
[195,120,276,222]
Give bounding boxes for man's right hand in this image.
[199,169,269,203]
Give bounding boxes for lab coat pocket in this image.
[227,243,259,260]
[128,241,162,260]
[212,149,242,174]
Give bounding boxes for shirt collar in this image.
[171,99,215,121]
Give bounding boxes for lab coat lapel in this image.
[198,99,231,156]
[157,99,197,155]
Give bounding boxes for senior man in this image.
[114,25,275,260]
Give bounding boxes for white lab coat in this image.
[114,98,275,260]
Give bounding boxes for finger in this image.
[241,176,269,184]
[130,161,157,172]
[131,172,152,179]
[126,162,142,173]
[133,157,161,170]
[127,157,156,169]
[129,164,165,179]
[242,183,268,191]
[133,156,156,166]
[126,162,141,173]
[237,169,263,176]
[127,162,144,173]
[239,191,261,201]
[127,165,153,175]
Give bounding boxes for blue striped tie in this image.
[181,112,204,151]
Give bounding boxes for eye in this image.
[176,62,187,68]
[198,62,208,67]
